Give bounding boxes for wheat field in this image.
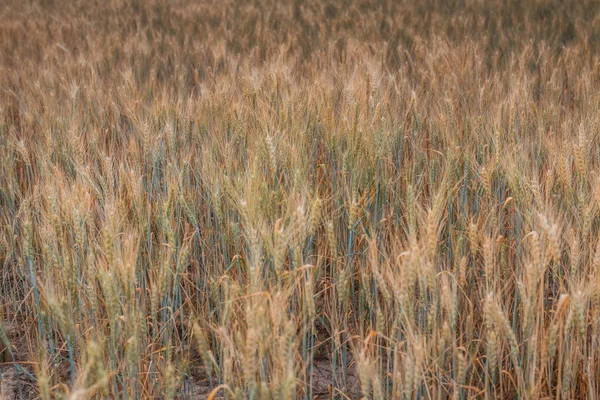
[1,0,600,399]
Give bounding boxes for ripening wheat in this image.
[1,0,600,399]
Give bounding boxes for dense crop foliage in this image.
[1,0,600,398]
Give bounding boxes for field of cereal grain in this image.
[1,0,600,398]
